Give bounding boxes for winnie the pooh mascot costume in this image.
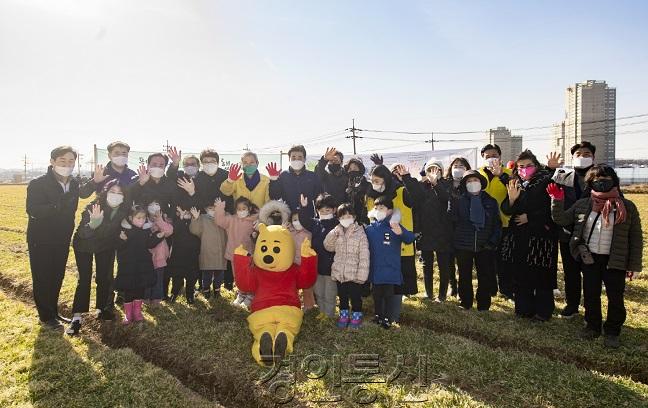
[234,223,317,366]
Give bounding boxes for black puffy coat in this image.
[166,218,201,278]
[114,225,163,291]
[72,200,128,254]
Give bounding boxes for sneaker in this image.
[56,314,72,324]
[259,332,274,366]
[372,315,382,325]
[273,332,288,365]
[337,310,350,328]
[560,305,579,319]
[41,319,63,330]
[579,327,601,340]
[97,309,114,321]
[380,317,391,330]
[241,295,253,310]
[349,312,363,329]
[65,320,81,335]
[553,288,562,298]
[603,334,620,349]
[232,293,244,306]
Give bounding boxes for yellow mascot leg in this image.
[247,306,304,366]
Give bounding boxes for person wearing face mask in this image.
[551,141,598,318]
[298,193,339,319]
[26,146,80,329]
[215,197,259,309]
[344,157,371,225]
[181,149,234,216]
[500,150,559,321]
[287,210,316,310]
[268,145,323,219]
[324,204,370,329]
[172,154,201,213]
[144,200,174,305]
[189,202,228,299]
[166,206,202,304]
[80,141,138,199]
[130,151,180,219]
[402,160,455,302]
[66,181,128,335]
[315,147,348,205]
[221,151,272,209]
[370,163,417,324]
[445,158,471,200]
[548,164,642,349]
[452,170,501,311]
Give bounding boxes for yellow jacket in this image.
[366,185,415,257]
[220,175,271,209]
[478,166,512,227]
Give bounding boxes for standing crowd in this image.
[26,139,642,348]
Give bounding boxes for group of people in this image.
[26,139,642,348]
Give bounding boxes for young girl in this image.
[324,204,370,328]
[299,193,339,319]
[214,197,258,308]
[167,206,201,304]
[145,199,174,305]
[67,181,127,335]
[289,210,315,310]
[190,202,228,299]
[365,196,415,329]
[115,206,164,324]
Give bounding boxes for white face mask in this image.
[374,210,387,221]
[452,168,465,180]
[292,220,303,230]
[54,165,73,177]
[486,157,500,168]
[111,156,128,167]
[237,210,249,218]
[106,192,124,208]
[184,165,198,177]
[148,167,164,178]
[573,156,593,169]
[203,162,218,176]
[372,182,385,193]
[339,218,354,228]
[206,209,215,218]
[466,181,482,194]
[182,212,192,220]
[319,212,334,220]
[290,160,305,171]
[147,203,160,215]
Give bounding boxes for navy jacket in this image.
[314,157,348,205]
[79,162,137,199]
[270,167,322,219]
[298,207,337,276]
[452,191,501,252]
[365,215,415,285]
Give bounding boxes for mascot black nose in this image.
[263,255,274,264]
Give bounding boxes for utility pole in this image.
[162,140,170,152]
[345,118,361,155]
[22,154,28,181]
[77,153,84,177]
[427,132,435,151]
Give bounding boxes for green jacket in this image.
[551,197,643,272]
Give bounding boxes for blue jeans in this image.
[201,270,225,292]
[145,268,165,300]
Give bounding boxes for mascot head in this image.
[253,223,295,272]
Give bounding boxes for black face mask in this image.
[328,163,341,173]
[591,179,614,193]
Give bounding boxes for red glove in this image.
[546,183,564,201]
[228,163,242,181]
[265,162,281,178]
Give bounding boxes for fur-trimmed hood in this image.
[258,200,291,226]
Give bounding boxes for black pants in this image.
[456,249,494,310]
[224,260,234,290]
[372,284,395,318]
[496,229,513,298]
[124,287,145,303]
[420,250,456,300]
[72,248,116,314]
[582,254,626,336]
[561,241,582,308]
[28,242,69,322]
[337,281,363,312]
[171,270,199,298]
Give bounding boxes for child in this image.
[167,206,201,304]
[324,204,370,328]
[145,199,174,305]
[289,210,315,310]
[452,171,501,311]
[365,196,415,329]
[115,206,164,324]
[215,197,258,308]
[298,193,338,318]
[189,202,228,299]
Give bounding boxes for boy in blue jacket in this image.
[365,196,415,329]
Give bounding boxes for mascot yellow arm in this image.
[234,244,249,256]
[301,238,317,258]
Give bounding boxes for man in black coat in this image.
[26,146,80,329]
[315,147,348,205]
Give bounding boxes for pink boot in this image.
[133,300,144,322]
[122,302,133,325]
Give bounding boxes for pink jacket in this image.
[288,225,312,265]
[214,204,258,261]
[149,216,173,269]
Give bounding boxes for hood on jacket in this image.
[344,156,366,175]
[258,200,291,226]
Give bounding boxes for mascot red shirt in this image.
[233,223,317,366]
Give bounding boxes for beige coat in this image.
[323,223,370,284]
[189,215,228,270]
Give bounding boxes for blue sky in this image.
[1,0,647,169]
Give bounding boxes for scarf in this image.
[244,170,261,191]
[591,187,626,226]
[469,194,485,231]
